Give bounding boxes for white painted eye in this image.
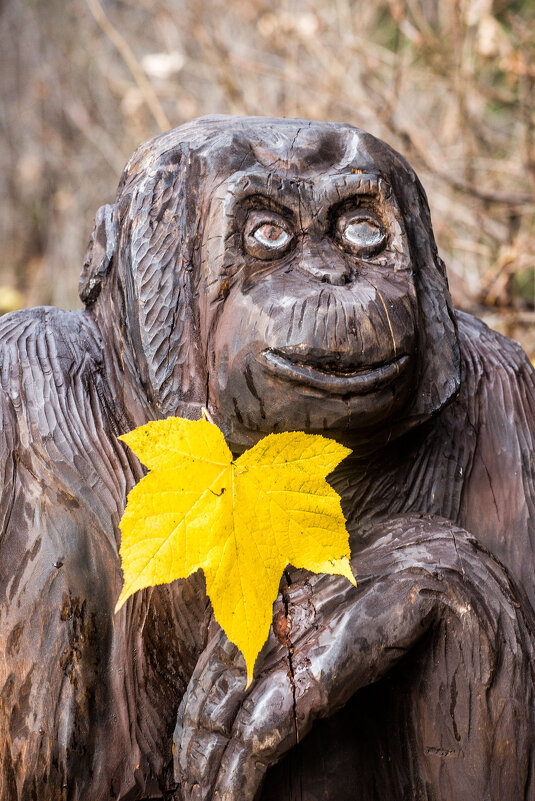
[337,211,387,256]
[244,211,295,260]
[253,223,291,250]
[343,220,383,249]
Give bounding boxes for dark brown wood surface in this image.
[1,116,535,800]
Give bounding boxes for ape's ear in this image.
[406,179,461,425]
[411,253,461,423]
[381,161,461,430]
[79,204,117,306]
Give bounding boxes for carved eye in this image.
[254,224,291,249]
[337,210,386,257]
[244,211,294,260]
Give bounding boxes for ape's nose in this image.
[298,240,354,285]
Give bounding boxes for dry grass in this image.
[1,0,534,352]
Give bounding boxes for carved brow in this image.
[240,193,295,217]
[231,171,327,210]
[326,173,387,205]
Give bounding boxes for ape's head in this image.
[80,116,460,450]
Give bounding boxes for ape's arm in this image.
[0,308,211,800]
[175,516,535,801]
[456,312,535,599]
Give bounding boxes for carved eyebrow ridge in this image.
[228,171,389,212]
[325,173,388,205]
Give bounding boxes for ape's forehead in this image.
[194,116,377,175]
[118,116,408,194]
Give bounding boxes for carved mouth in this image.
[262,349,409,395]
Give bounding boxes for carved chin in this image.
[213,351,415,446]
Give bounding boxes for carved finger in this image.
[175,593,293,799]
[212,668,297,801]
[174,630,247,799]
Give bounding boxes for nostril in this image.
[335,274,352,286]
[320,272,352,286]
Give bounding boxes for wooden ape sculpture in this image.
[1,116,535,801]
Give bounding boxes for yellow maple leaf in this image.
[115,416,355,683]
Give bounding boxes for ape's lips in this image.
[262,349,410,395]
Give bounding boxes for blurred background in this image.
[1,0,535,353]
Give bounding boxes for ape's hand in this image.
[174,525,445,801]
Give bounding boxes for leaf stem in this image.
[201,406,215,425]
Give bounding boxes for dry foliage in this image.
[1,0,534,352]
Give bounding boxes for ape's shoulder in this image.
[0,306,108,416]
[456,309,535,387]
[0,306,132,540]
[453,308,535,456]
[451,310,535,598]
[0,307,117,452]
[0,306,104,385]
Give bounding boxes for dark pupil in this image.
[259,224,283,242]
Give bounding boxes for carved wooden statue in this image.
[2,116,535,801]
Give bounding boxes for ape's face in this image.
[87,117,459,448]
[199,146,418,449]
